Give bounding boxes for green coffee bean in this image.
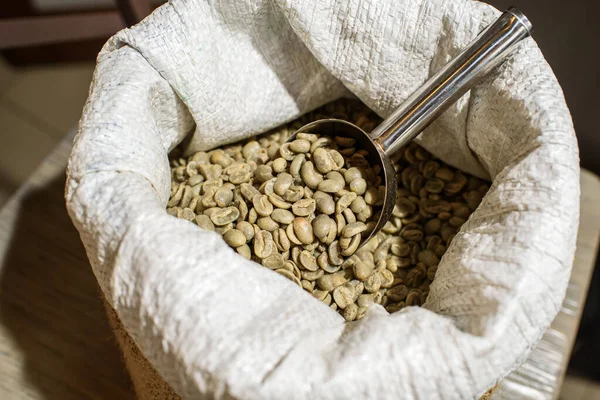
[274,173,293,196]
[236,221,254,241]
[210,207,240,226]
[290,154,305,179]
[328,241,344,266]
[313,191,335,215]
[300,161,324,189]
[349,178,367,195]
[257,216,279,231]
[310,137,332,152]
[297,133,318,142]
[252,194,274,217]
[254,229,275,259]
[317,271,348,292]
[364,272,382,293]
[286,223,303,245]
[333,284,354,309]
[301,279,314,292]
[272,157,287,173]
[293,217,314,245]
[271,209,295,224]
[242,141,261,160]
[267,193,292,210]
[282,185,304,202]
[273,228,291,252]
[318,251,341,273]
[342,303,358,321]
[240,183,260,201]
[342,208,357,224]
[254,165,273,183]
[215,222,233,235]
[262,253,285,270]
[292,198,316,216]
[341,222,366,238]
[267,143,281,160]
[236,244,252,259]
[340,234,360,256]
[299,250,319,271]
[312,289,328,301]
[357,292,382,308]
[379,269,395,288]
[195,214,215,231]
[336,192,357,214]
[261,178,276,196]
[302,269,325,281]
[317,178,344,193]
[329,150,344,171]
[353,260,374,281]
[223,229,246,248]
[214,187,233,207]
[276,268,301,285]
[313,147,335,174]
[290,139,311,153]
[312,215,333,242]
[279,143,295,161]
[348,196,366,214]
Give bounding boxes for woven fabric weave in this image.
[66,0,579,398]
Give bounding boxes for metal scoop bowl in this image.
[287,7,533,246]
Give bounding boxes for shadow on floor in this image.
[0,173,134,399]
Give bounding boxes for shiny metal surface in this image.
[371,6,532,155]
[289,7,532,245]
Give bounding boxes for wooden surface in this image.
[0,134,135,399]
[0,135,598,399]
[0,12,124,50]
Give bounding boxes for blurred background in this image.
[0,0,598,399]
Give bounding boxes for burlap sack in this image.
[66,0,579,398]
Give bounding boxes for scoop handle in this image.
[370,7,532,156]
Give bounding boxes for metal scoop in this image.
[288,7,532,245]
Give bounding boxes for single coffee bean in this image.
[293,217,314,245]
[292,198,316,216]
[290,139,311,153]
[223,229,246,248]
[271,209,295,224]
[252,194,274,217]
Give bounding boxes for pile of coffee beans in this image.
[168,99,488,320]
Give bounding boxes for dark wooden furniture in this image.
[0,0,152,50]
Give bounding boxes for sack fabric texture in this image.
[65,0,580,398]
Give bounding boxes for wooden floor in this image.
[561,376,600,400]
[0,138,135,399]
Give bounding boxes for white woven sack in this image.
[65,0,579,398]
